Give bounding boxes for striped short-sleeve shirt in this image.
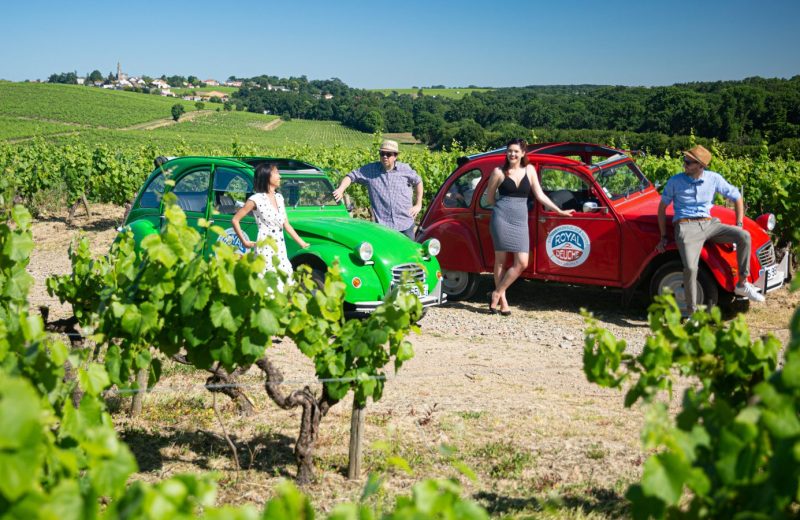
[346,161,421,231]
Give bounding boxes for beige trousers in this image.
[674,218,750,313]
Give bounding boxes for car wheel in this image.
[649,260,718,315]
[310,268,326,291]
[441,269,479,301]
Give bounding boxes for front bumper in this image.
[754,246,791,294]
[352,278,447,314]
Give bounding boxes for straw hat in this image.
[379,139,400,154]
[684,145,712,167]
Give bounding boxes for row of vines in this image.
[0,186,489,518]
[1,137,799,246]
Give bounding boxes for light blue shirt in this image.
[661,170,741,222]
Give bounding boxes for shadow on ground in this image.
[475,485,628,517]
[36,214,123,233]
[461,274,651,326]
[121,426,297,477]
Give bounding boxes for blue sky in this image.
[1,0,798,88]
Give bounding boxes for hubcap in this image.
[441,269,469,296]
[658,271,705,315]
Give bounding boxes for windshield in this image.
[594,161,650,200]
[279,177,338,207]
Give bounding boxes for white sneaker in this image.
[735,282,765,302]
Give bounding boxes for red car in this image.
[417,143,789,312]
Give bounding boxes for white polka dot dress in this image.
[248,192,293,278]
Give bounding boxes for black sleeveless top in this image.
[498,173,531,198]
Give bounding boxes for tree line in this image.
[231,76,800,156]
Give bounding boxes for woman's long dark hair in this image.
[253,163,277,193]
[502,138,530,174]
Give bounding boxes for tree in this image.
[195,101,205,111]
[88,70,103,83]
[171,104,185,121]
[47,72,78,84]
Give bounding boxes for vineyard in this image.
[1,135,799,249]
[0,82,201,128]
[2,80,800,518]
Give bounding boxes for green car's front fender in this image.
[289,243,388,303]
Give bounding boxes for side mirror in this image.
[582,201,601,213]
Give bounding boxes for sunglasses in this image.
[379,151,397,157]
[683,157,699,166]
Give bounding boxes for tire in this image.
[310,268,326,291]
[441,269,480,301]
[649,260,718,315]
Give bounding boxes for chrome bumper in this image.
[352,279,447,313]
[754,247,790,294]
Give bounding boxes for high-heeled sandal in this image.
[487,291,498,314]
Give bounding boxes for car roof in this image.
[153,155,252,169]
[456,142,632,168]
[231,157,325,173]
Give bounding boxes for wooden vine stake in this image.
[348,400,366,479]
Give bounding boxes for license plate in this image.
[394,283,428,297]
[766,265,783,290]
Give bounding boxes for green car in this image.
[123,156,446,314]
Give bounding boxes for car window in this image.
[594,162,650,200]
[444,169,482,208]
[140,172,165,209]
[279,177,337,207]
[539,167,594,212]
[173,170,210,213]
[213,167,252,215]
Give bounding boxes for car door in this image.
[205,166,257,256]
[167,168,211,244]
[534,164,622,283]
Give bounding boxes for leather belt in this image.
[675,217,712,224]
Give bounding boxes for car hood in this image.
[292,217,425,256]
[619,194,770,245]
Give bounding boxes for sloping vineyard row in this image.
[0,139,797,246]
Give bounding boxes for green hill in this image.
[0,81,201,129]
[370,87,491,99]
[0,81,375,149]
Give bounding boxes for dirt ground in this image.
[30,205,799,518]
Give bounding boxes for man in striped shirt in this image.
[332,140,423,239]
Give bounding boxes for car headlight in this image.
[756,213,776,231]
[424,238,441,257]
[357,242,374,262]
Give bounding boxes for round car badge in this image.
[217,227,248,255]
[546,225,591,267]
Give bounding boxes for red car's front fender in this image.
[418,218,483,273]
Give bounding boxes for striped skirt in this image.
[490,196,530,253]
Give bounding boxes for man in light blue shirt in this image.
[656,145,763,314]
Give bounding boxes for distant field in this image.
[44,114,374,152]
[0,81,375,150]
[265,119,373,146]
[171,86,238,95]
[0,82,201,128]
[0,116,78,140]
[371,87,491,99]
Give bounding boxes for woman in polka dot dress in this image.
[232,163,309,286]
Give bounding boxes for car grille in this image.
[392,263,426,285]
[757,242,776,268]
